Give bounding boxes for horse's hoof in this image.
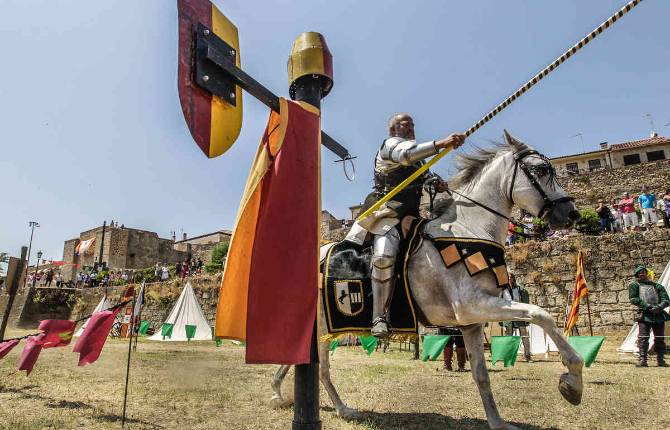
[270,396,293,409]
[336,406,359,420]
[558,373,583,405]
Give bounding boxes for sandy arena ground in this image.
[1,329,668,430]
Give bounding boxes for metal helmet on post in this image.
[288,32,333,100]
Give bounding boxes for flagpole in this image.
[585,294,594,337]
[121,289,137,428]
[132,283,144,352]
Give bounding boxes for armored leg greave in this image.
[371,227,400,337]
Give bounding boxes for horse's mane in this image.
[448,138,528,190]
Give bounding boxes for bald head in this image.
[388,113,415,139]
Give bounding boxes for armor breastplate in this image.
[639,283,659,306]
[374,163,423,194]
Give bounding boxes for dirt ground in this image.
[0,329,668,430]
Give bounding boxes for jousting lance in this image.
[357,0,644,221]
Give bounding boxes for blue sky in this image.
[1,0,668,264]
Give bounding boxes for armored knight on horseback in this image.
[346,113,465,337]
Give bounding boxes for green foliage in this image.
[205,242,229,274]
[575,209,601,235]
[532,217,550,240]
[134,266,157,283]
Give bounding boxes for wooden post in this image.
[121,289,137,428]
[585,294,594,337]
[0,247,27,341]
[292,78,322,430]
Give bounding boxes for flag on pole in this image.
[133,283,145,318]
[215,98,321,365]
[568,336,605,367]
[37,319,76,348]
[359,336,378,356]
[490,336,522,367]
[565,251,589,335]
[17,336,45,375]
[421,335,451,361]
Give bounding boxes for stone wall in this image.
[506,229,670,333]
[559,159,670,207]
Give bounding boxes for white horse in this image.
[271,132,583,430]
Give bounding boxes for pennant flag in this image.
[72,307,122,366]
[215,98,321,365]
[490,336,522,367]
[0,339,20,360]
[565,251,589,335]
[329,340,339,352]
[75,238,95,256]
[568,336,605,368]
[359,336,378,356]
[37,319,76,348]
[161,323,174,340]
[133,283,145,317]
[185,324,197,341]
[138,320,150,335]
[17,336,45,375]
[421,335,451,362]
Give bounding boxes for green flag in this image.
[329,340,339,352]
[138,320,150,335]
[490,336,521,367]
[185,324,197,341]
[161,323,174,340]
[421,335,451,361]
[568,336,605,368]
[359,335,378,356]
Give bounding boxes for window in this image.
[623,154,641,166]
[646,150,665,162]
[566,162,579,173]
[588,159,602,171]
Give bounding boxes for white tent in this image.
[514,324,557,356]
[618,261,670,353]
[148,282,212,341]
[74,295,111,337]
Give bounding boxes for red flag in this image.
[37,319,76,348]
[73,307,121,366]
[565,251,589,335]
[17,336,45,375]
[216,98,320,364]
[0,339,20,360]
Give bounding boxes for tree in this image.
[0,252,8,276]
[205,242,230,274]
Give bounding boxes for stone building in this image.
[61,224,187,282]
[173,230,231,264]
[551,133,670,176]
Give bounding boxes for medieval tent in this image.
[74,295,111,337]
[618,260,670,353]
[512,324,558,356]
[148,282,212,341]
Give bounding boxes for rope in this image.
[357,0,644,221]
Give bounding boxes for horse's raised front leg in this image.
[464,296,583,405]
[318,340,358,419]
[270,365,292,407]
[461,324,521,430]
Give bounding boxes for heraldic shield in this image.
[334,280,364,316]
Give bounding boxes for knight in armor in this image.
[501,273,532,362]
[352,113,464,337]
[628,265,670,367]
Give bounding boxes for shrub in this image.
[532,217,550,241]
[205,242,229,274]
[575,209,601,235]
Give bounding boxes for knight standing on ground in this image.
[347,113,464,337]
[629,265,669,367]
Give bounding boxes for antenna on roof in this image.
[569,133,585,153]
[643,113,656,137]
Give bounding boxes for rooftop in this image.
[609,135,670,151]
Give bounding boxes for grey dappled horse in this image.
[271,132,583,430]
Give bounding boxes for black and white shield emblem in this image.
[334,280,364,316]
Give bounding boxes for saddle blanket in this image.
[431,237,510,288]
[321,220,424,337]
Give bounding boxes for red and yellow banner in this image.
[215,98,320,364]
[565,251,589,335]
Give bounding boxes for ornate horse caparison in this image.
[271,132,583,430]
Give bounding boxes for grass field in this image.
[1,329,668,430]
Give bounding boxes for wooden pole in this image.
[121,290,137,428]
[585,294,594,337]
[0,247,27,341]
[291,77,322,430]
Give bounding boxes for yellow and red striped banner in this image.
[565,251,589,335]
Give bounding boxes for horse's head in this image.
[504,131,580,229]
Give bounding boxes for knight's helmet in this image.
[288,32,333,100]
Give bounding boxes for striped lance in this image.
[358,0,644,221]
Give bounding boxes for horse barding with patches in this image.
[271,131,583,430]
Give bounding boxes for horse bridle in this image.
[508,148,574,219]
